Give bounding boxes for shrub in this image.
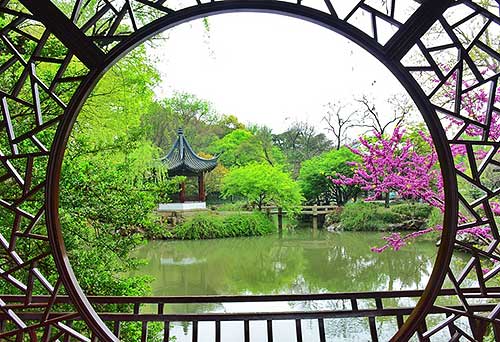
[173,212,275,240]
[215,200,249,212]
[172,213,225,239]
[340,202,386,231]
[324,207,343,225]
[377,209,401,224]
[339,201,433,231]
[142,218,174,240]
[223,212,275,237]
[426,207,443,228]
[391,202,432,220]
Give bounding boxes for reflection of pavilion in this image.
[160,257,207,265]
[159,128,218,211]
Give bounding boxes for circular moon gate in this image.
[0,0,499,340]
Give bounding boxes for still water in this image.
[131,229,468,341]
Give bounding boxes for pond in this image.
[130,228,470,341]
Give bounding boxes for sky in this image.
[149,12,416,135]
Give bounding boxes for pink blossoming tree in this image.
[332,126,445,252]
[338,65,500,253]
[332,126,442,209]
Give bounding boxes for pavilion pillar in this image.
[179,182,186,203]
[198,173,205,202]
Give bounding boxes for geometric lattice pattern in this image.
[0,1,92,340]
[53,0,423,51]
[401,1,500,340]
[0,0,498,340]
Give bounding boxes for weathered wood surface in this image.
[263,205,338,216]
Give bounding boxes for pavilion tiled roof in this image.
[161,128,218,176]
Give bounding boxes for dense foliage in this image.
[299,147,360,205]
[142,92,229,152]
[273,122,332,176]
[334,202,433,232]
[58,46,183,297]
[208,128,284,167]
[221,163,304,214]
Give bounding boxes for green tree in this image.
[299,147,360,205]
[248,125,286,166]
[198,152,229,199]
[209,129,255,166]
[273,121,332,176]
[222,163,304,214]
[209,128,284,168]
[58,45,178,297]
[218,114,246,133]
[142,92,220,152]
[404,123,434,155]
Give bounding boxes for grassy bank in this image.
[326,201,440,232]
[172,211,275,239]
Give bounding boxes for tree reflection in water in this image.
[130,228,471,341]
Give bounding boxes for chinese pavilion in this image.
[159,128,218,210]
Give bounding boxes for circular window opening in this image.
[55,13,465,341]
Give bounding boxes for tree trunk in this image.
[384,192,390,208]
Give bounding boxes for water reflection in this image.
[132,230,439,298]
[131,229,471,341]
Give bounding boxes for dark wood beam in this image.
[179,182,186,203]
[18,0,105,69]
[198,174,205,202]
[384,0,454,61]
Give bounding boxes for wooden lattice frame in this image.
[0,0,498,340]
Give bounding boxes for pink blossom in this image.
[457,226,493,240]
[370,245,389,253]
[337,64,500,253]
[333,126,444,210]
[491,202,500,216]
[371,226,443,253]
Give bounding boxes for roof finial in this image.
[177,128,184,135]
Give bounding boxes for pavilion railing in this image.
[1,288,498,342]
